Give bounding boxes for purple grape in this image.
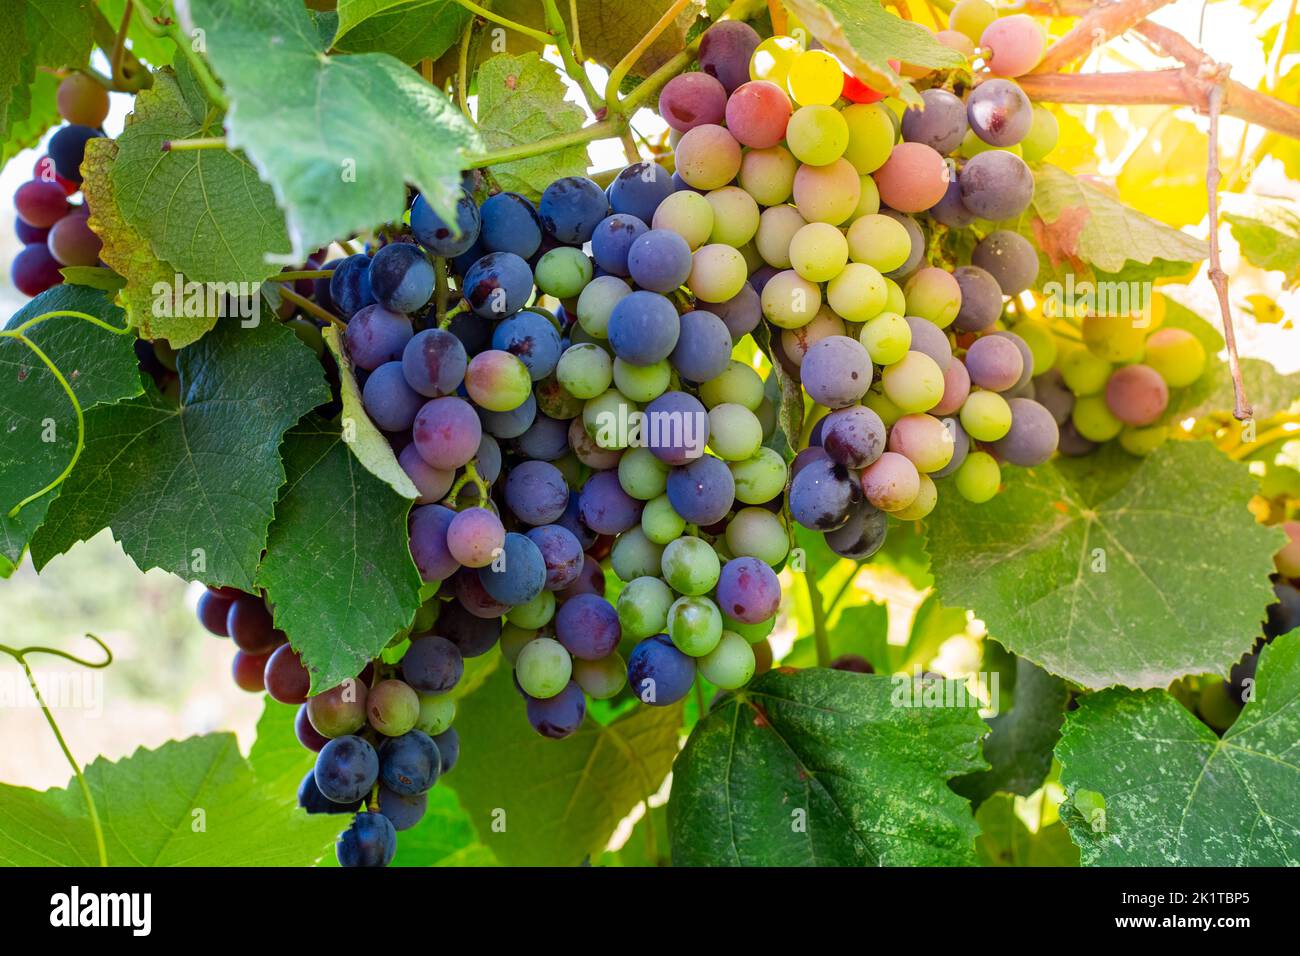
[905,316,954,371]
[609,162,674,223]
[958,150,1034,221]
[1033,369,1074,425]
[538,176,610,245]
[643,391,710,465]
[967,79,1032,147]
[47,124,102,184]
[698,21,761,93]
[965,334,1024,391]
[478,532,547,605]
[15,216,49,245]
[505,459,569,525]
[789,456,863,531]
[666,455,735,525]
[409,504,459,582]
[515,413,570,461]
[479,191,542,259]
[435,601,502,657]
[821,405,886,469]
[670,310,733,383]
[362,361,424,431]
[413,396,481,471]
[626,229,693,294]
[455,567,512,619]
[930,178,976,228]
[801,336,873,408]
[411,187,480,257]
[346,303,412,370]
[972,230,1038,295]
[526,524,584,591]
[298,769,360,814]
[902,88,968,155]
[433,728,459,773]
[369,241,435,313]
[591,213,648,276]
[463,251,534,318]
[607,289,681,365]
[932,417,970,478]
[376,786,427,831]
[791,445,830,479]
[477,391,537,439]
[579,470,643,534]
[953,265,1003,332]
[700,281,761,341]
[474,433,502,484]
[402,327,467,397]
[379,730,441,796]
[331,253,377,319]
[556,491,598,550]
[992,330,1035,389]
[524,680,587,738]
[403,635,464,694]
[824,500,888,560]
[314,735,379,804]
[555,593,621,660]
[337,810,396,867]
[716,557,781,624]
[557,554,606,602]
[992,397,1059,466]
[492,310,562,381]
[880,210,925,280]
[626,635,695,706]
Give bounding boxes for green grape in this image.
[725,506,789,565]
[737,239,764,273]
[1082,314,1145,362]
[854,175,881,218]
[846,214,911,273]
[577,275,632,338]
[882,276,907,316]
[499,622,538,665]
[860,311,912,365]
[786,104,850,166]
[954,450,1001,503]
[618,445,670,500]
[842,102,896,174]
[415,693,456,736]
[904,267,961,329]
[960,390,1013,441]
[881,350,944,413]
[1010,320,1057,373]
[730,447,789,504]
[368,679,420,736]
[750,34,803,86]
[583,388,635,449]
[534,246,593,298]
[613,357,671,402]
[507,588,556,628]
[667,595,724,656]
[1072,393,1123,442]
[864,387,904,426]
[515,637,573,699]
[1057,345,1111,396]
[707,403,765,461]
[827,262,888,323]
[642,494,687,545]
[1020,105,1060,162]
[1119,423,1168,456]
[789,222,849,283]
[652,189,714,250]
[699,359,765,410]
[724,613,776,644]
[698,631,757,689]
[573,654,627,700]
[894,473,937,520]
[950,0,997,43]
[706,186,761,247]
[611,526,667,582]
[557,342,613,399]
[617,575,675,640]
[740,145,798,206]
[755,395,777,439]
[688,243,748,303]
[755,204,807,269]
[661,536,722,596]
[959,128,1023,158]
[537,374,585,419]
[1144,327,1206,387]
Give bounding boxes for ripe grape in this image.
[627,229,693,293]
[971,229,1038,295]
[958,150,1034,220]
[479,191,543,259]
[699,20,762,93]
[330,254,376,318]
[264,644,312,704]
[659,72,729,132]
[369,241,434,313]
[11,243,63,296]
[47,124,102,184]
[967,79,1033,147]
[952,264,1004,332]
[478,531,547,605]
[725,81,793,149]
[981,15,1048,77]
[346,304,412,370]
[932,359,972,416]
[965,334,1025,391]
[789,455,861,530]
[376,787,428,832]
[666,454,736,524]
[580,470,644,534]
[670,309,733,384]
[413,396,482,470]
[538,176,610,244]
[993,329,1036,390]
[337,811,396,867]
[627,635,696,706]
[524,680,587,738]
[716,557,781,624]
[315,735,380,804]
[802,335,874,408]
[402,635,465,695]
[1104,363,1169,426]
[902,88,968,155]
[608,162,674,223]
[930,178,977,228]
[675,124,743,190]
[462,251,534,318]
[363,361,423,431]
[492,311,563,382]
[437,602,503,657]
[15,180,71,228]
[445,507,505,568]
[873,142,949,213]
[47,210,102,267]
[904,315,954,371]
[412,188,480,256]
[590,215,646,277]
[555,593,622,660]
[608,290,681,364]
[824,500,889,559]
[993,398,1060,466]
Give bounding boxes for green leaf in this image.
[31,320,329,589]
[1224,204,1300,288]
[333,0,471,64]
[99,0,176,68]
[111,69,291,284]
[246,698,316,796]
[58,267,128,292]
[448,663,683,866]
[1025,164,1209,283]
[668,668,987,865]
[975,793,1080,866]
[784,602,889,669]
[1,1,96,160]
[475,53,590,200]
[953,657,1070,806]
[256,415,423,693]
[322,325,419,498]
[184,0,480,261]
[598,802,671,866]
[782,0,962,106]
[926,441,1284,690]
[3,70,61,163]
[0,734,341,866]
[0,286,143,568]
[1057,633,1300,866]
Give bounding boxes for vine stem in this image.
[162,136,227,152]
[1,311,131,517]
[541,0,604,111]
[443,460,491,507]
[155,14,229,110]
[89,2,151,92]
[464,118,619,168]
[1033,0,1174,74]
[604,0,695,111]
[0,635,114,867]
[452,0,552,46]
[457,17,476,125]
[278,286,345,329]
[275,269,333,282]
[803,572,831,668]
[1205,84,1251,421]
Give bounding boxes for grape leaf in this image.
[0,734,341,866]
[3,70,61,163]
[256,415,423,694]
[111,68,291,284]
[183,0,480,262]
[975,794,1079,866]
[82,137,221,348]
[99,0,176,68]
[1224,205,1300,288]
[0,0,96,160]
[475,53,590,200]
[952,657,1070,806]
[246,698,316,796]
[1025,164,1209,283]
[1183,359,1300,424]
[1057,633,1300,866]
[783,0,963,106]
[447,664,683,866]
[926,441,1284,690]
[332,0,470,64]
[322,325,419,499]
[668,668,987,865]
[30,320,329,590]
[0,286,143,570]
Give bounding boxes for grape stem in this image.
[89,2,152,92]
[456,16,476,126]
[604,0,695,112]
[452,0,553,46]
[444,460,491,507]
[804,572,832,668]
[275,269,334,282]
[277,286,346,330]
[1033,0,1174,74]
[0,634,114,867]
[541,0,605,112]
[161,136,228,152]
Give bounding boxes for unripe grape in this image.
[1104,363,1168,426]
[708,403,764,460]
[826,262,887,323]
[1058,346,1112,396]
[739,146,797,206]
[960,389,1013,441]
[788,222,849,283]
[687,243,748,303]
[950,0,997,44]
[750,34,804,86]
[652,190,714,249]
[698,631,756,689]
[787,49,844,106]
[872,142,949,213]
[754,204,807,269]
[1118,424,1168,457]
[1072,393,1123,442]
[781,305,846,368]
[786,104,850,165]
[368,679,420,736]
[860,311,912,366]
[675,124,742,190]
[1143,327,1206,388]
[888,413,955,473]
[1082,313,1145,363]
[57,73,110,127]
[894,474,938,520]
[981,15,1048,77]
[861,451,921,512]
[904,267,961,328]
[882,350,945,413]
[761,269,822,329]
[954,451,1001,503]
[847,214,911,273]
[705,186,760,247]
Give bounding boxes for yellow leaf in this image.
[1116,114,1210,229]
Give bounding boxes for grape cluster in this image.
[195,585,462,867]
[10,75,108,297]
[655,20,1060,561]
